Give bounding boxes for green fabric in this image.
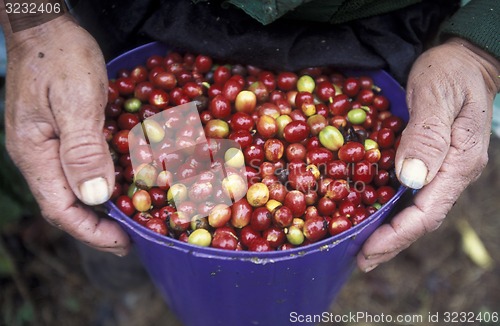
[284,0,421,24]
[278,0,344,23]
[224,0,324,25]
[217,0,421,25]
[440,0,500,60]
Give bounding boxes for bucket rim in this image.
[104,185,407,262]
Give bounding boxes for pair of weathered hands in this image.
[3,15,500,272]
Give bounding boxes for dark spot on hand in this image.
[38,52,45,58]
[114,240,117,244]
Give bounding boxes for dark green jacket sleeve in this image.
[440,0,500,60]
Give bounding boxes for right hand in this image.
[3,15,130,256]
[357,38,500,272]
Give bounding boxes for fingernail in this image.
[79,177,110,205]
[364,264,379,273]
[399,158,427,189]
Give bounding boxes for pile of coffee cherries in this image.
[105,51,405,251]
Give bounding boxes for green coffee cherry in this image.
[286,225,305,245]
[319,126,344,151]
[124,97,142,113]
[276,115,292,139]
[297,75,315,93]
[188,229,212,247]
[364,139,379,151]
[134,164,157,190]
[347,108,367,125]
[167,183,188,205]
[143,119,165,143]
[224,148,245,169]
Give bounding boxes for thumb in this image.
[396,39,500,190]
[51,69,115,206]
[59,123,115,206]
[395,70,457,190]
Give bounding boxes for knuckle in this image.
[451,117,485,153]
[467,152,489,183]
[390,214,422,245]
[60,131,108,167]
[420,214,445,234]
[478,152,489,170]
[391,204,446,246]
[41,200,92,235]
[400,217,441,242]
[40,206,64,230]
[390,219,425,250]
[5,112,56,161]
[62,144,109,169]
[401,117,450,157]
[448,145,488,184]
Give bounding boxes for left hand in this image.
[357,37,500,272]
[3,15,130,256]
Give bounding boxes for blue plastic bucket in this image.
[105,42,409,326]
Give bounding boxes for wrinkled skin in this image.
[3,15,130,256]
[2,13,499,266]
[357,38,500,272]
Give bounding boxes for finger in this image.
[356,182,452,272]
[394,68,460,190]
[48,56,115,206]
[10,132,130,255]
[358,108,491,272]
[357,162,466,272]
